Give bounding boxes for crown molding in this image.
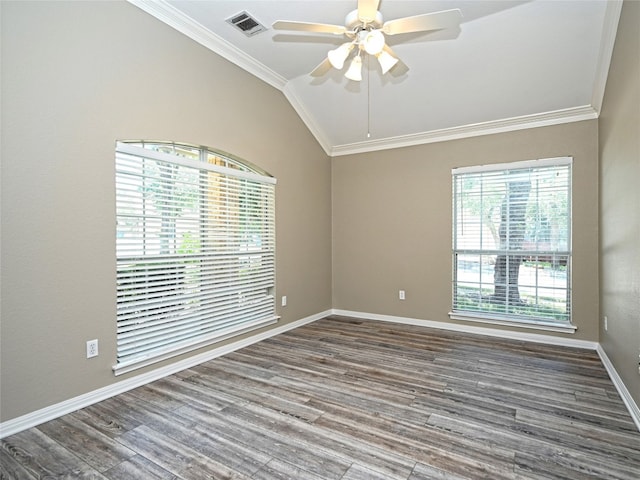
[330,105,599,157]
[127,0,287,91]
[127,1,614,158]
[591,0,623,114]
[127,0,332,155]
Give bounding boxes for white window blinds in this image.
[451,157,572,326]
[115,142,276,373]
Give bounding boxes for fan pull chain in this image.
[367,54,371,138]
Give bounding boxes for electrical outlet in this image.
[604,316,608,332]
[86,339,99,358]
[281,295,287,307]
[399,290,405,300]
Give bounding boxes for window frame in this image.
[449,157,575,333]
[114,141,277,374]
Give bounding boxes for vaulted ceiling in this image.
[129,1,621,156]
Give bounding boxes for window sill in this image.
[448,311,577,334]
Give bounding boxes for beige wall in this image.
[0,1,332,421]
[333,120,600,342]
[599,0,640,405]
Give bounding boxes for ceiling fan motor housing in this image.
[345,9,383,31]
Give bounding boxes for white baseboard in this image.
[596,345,640,431]
[4,309,638,438]
[331,309,598,350]
[0,310,331,439]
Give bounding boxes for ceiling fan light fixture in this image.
[274,5,463,81]
[363,29,385,55]
[344,54,363,81]
[376,50,399,74]
[327,42,354,70]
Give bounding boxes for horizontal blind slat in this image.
[117,300,274,342]
[115,142,276,370]
[452,158,571,325]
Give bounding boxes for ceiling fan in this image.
[272,0,462,81]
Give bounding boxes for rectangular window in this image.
[451,157,572,330]
[115,143,277,373]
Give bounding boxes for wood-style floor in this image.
[2,315,640,479]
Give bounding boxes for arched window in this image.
[114,141,276,373]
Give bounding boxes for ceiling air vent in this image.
[226,11,267,37]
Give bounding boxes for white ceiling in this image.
[129,0,622,156]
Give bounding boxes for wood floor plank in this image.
[2,315,639,480]
[408,462,472,480]
[36,414,137,473]
[249,457,327,480]
[427,407,640,476]
[478,381,637,432]
[514,410,640,464]
[220,401,416,479]
[178,404,412,479]
[207,406,353,479]
[91,391,197,437]
[341,463,405,480]
[175,403,354,479]
[184,368,324,423]
[0,442,37,480]
[103,455,179,480]
[71,403,139,439]
[117,425,250,480]
[311,402,517,478]
[411,389,519,430]
[126,405,272,478]
[0,428,109,479]
[143,375,239,411]
[514,449,639,480]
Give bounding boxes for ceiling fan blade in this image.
[310,58,332,77]
[272,20,346,35]
[382,9,462,36]
[357,0,380,24]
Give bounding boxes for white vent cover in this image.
[226,11,267,37]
